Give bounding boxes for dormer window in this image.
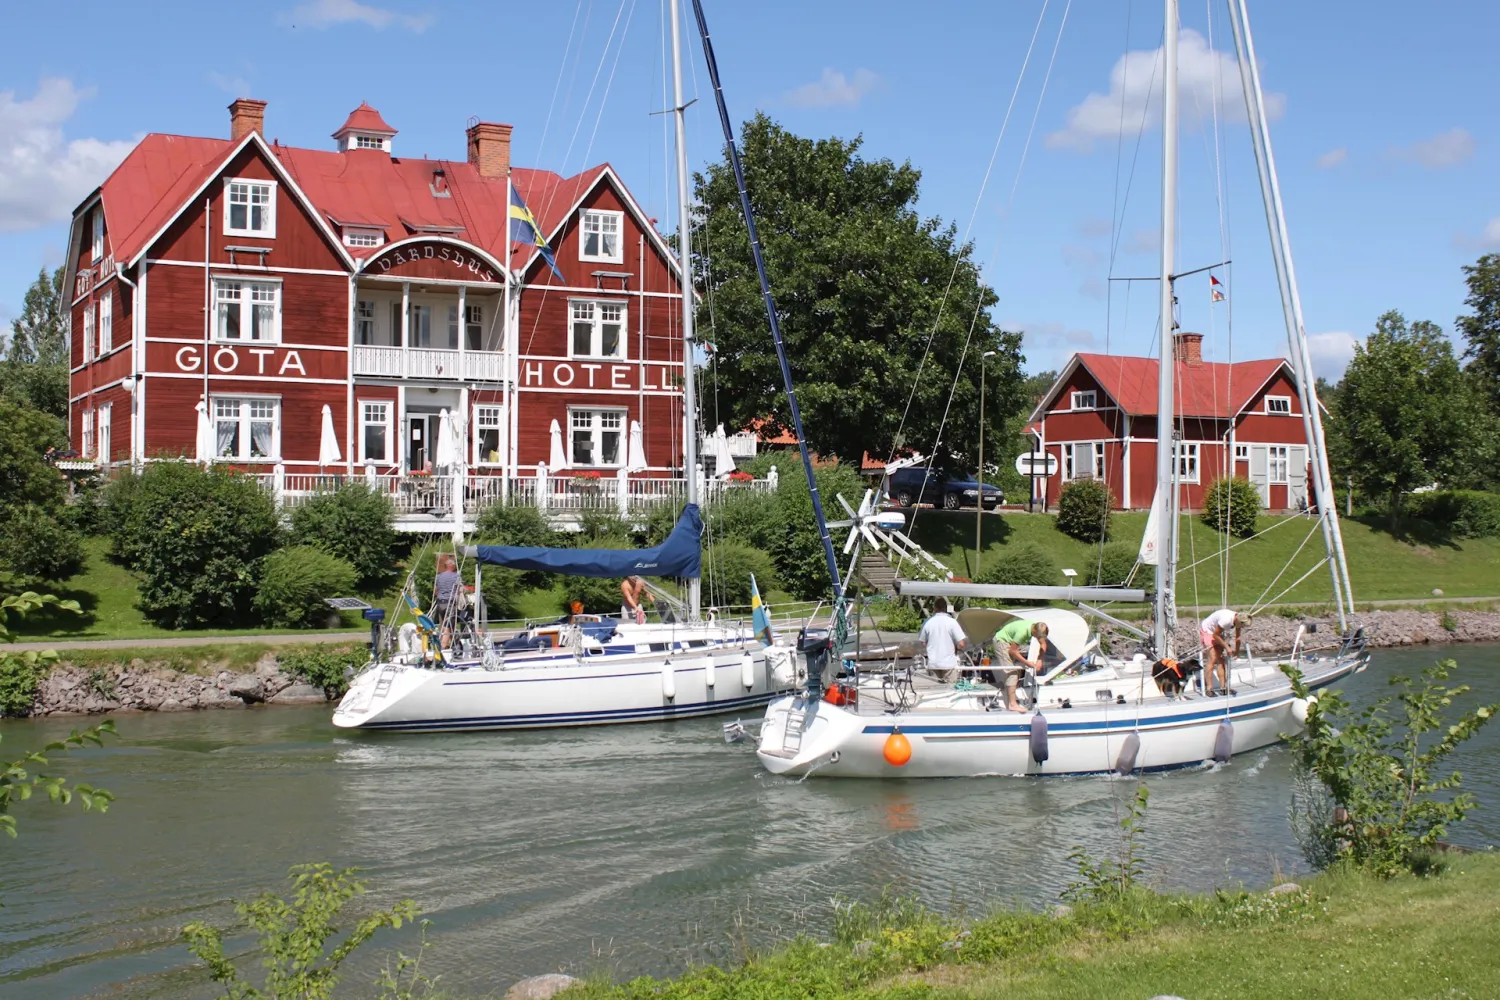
[224,178,276,237]
[344,228,384,248]
[333,103,397,154]
[580,209,623,263]
[91,207,105,262]
[354,134,387,150]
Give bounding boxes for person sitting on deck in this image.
[1200,608,1251,696]
[992,620,1049,712]
[620,575,648,624]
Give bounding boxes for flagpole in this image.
[503,173,514,502]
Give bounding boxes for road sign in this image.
[1014,453,1059,477]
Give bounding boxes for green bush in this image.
[287,484,397,588]
[474,503,560,589]
[1201,476,1262,538]
[575,509,633,545]
[771,463,866,601]
[708,486,782,551]
[0,399,67,510]
[562,573,629,617]
[1087,541,1139,586]
[0,652,43,717]
[117,463,282,630]
[102,468,145,564]
[277,645,368,698]
[0,503,86,588]
[877,600,926,633]
[976,542,1057,597]
[1405,490,1500,538]
[703,540,778,608]
[1055,478,1112,543]
[254,546,357,629]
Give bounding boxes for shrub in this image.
[1055,478,1112,543]
[0,399,67,510]
[1201,477,1262,538]
[102,468,145,564]
[708,486,782,551]
[1087,541,1138,587]
[703,540,778,608]
[877,600,926,633]
[1405,490,1500,539]
[254,546,358,629]
[0,591,80,717]
[562,573,629,617]
[277,645,369,699]
[575,509,633,545]
[770,463,866,601]
[474,503,560,589]
[0,503,86,588]
[977,541,1058,589]
[117,463,282,629]
[287,484,397,588]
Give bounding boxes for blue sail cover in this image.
[469,504,701,578]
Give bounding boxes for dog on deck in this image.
[1150,657,1203,698]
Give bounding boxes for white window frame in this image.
[1070,390,1098,410]
[1268,444,1290,485]
[97,403,111,464]
[1264,395,1292,415]
[214,277,282,343]
[1063,441,1104,481]
[81,408,95,458]
[1234,443,1249,461]
[568,407,627,468]
[344,227,384,248]
[223,177,277,238]
[464,303,484,350]
[579,209,624,264]
[1175,442,1201,484]
[91,208,105,262]
[353,134,388,151]
[568,299,628,360]
[474,405,504,465]
[82,303,95,362]
[212,395,281,462]
[356,299,376,344]
[98,293,113,355]
[358,400,392,464]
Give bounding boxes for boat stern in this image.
[755,694,865,776]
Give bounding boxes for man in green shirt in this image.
[992,619,1050,712]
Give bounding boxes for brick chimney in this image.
[229,98,267,141]
[466,122,513,179]
[1173,331,1204,367]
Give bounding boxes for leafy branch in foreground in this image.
[1064,783,1150,902]
[0,719,116,841]
[183,862,420,1000]
[1285,659,1497,877]
[1,590,82,716]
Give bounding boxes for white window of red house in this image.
[214,396,279,460]
[1268,445,1289,484]
[98,293,113,355]
[1265,395,1291,414]
[464,304,484,349]
[215,279,280,342]
[1070,390,1097,410]
[97,404,111,464]
[224,179,276,237]
[356,300,376,344]
[82,303,95,362]
[570,408,624,467]
[1175,442,1200,483]
[580,209,623,263]
[570,300,626,359]
[1234,443,1249,461]
[1064,442,1104,480]
[475,405,503,464]
[359,401,391,463]
[91,207,105,262]
[81,408,95,458]
[344,228,383,248]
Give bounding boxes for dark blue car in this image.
[887,466,1003,510]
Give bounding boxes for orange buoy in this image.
[883,729,913,767]
[823,685,845,706]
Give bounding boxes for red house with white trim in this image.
[64,97,689,497]
[1030,332,1312,511]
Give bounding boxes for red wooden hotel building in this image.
[1031,332,1314,511]
[64,98,691,511]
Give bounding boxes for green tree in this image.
[693,114,1026,466]
[0,399,83,588]
[1330,311,1492,527]
[1457,253,1500,417]
[1,267,69,418]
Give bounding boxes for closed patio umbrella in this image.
[434,408,457,472]
[548,418,568,471]
[627,419,647,472]
[318,404,342,467]
[195,398,212,463]
[712,423,736,478]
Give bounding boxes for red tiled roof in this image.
[335,102,396,136]
[99,131,616,272]
[1072,353,1286,418]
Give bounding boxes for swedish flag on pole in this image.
[509,186,565,282]
[750,574,774,647]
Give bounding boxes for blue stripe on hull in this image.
[356,690,778,733]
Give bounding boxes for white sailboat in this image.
[750,0,1370,778]
[332,0,802,733]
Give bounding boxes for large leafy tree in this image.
[1457,253,1500,417]
[1330,311,1495,525]
[692,114,1025,467]
[1,267,69,418]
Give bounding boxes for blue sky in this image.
[3,0,1498,379]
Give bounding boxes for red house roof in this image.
[1065,354,1288,418]
[335,102,397,136]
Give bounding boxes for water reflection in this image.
[1,644,1496,998]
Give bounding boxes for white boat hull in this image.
[755,652,1365,778]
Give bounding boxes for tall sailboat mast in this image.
[1153,0,1180,658]
[669,0,702,619]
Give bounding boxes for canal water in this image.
[2,644,1497,998]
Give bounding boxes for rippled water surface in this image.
[2,643,1496,998]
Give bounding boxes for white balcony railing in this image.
[351,345,505,381]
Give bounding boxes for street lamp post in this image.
[976,350,997,579]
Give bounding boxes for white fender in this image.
[741,650,756,689]
[704,657,716,689]
[397,622,421,654]
[1291,695,1317,724]
[661,659,676,700]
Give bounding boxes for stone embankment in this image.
[32,653,328,716]
[1144,608,1500,656]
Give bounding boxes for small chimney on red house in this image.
[466,122,513,179]
[229,98,267,141]
[1173,331,1204,367]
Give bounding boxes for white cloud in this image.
[1449,216,1500,251]
[784,69,879,110]
[0,78,134,233]
[1123,228,1159,255]
[1316,147,1347,169]
[1485,217,1500,244]
[1076,217,1113,239]
[1304,331,1358,381]
[1391,127,1475,169]
[278,0,432,32]
[1047,29,1284,153]
[1016,320,1098,369]
[208,71,252,95]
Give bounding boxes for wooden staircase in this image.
[858,550,900,595]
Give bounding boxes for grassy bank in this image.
[564,852,1500,1000]
[911,510,1500,607]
